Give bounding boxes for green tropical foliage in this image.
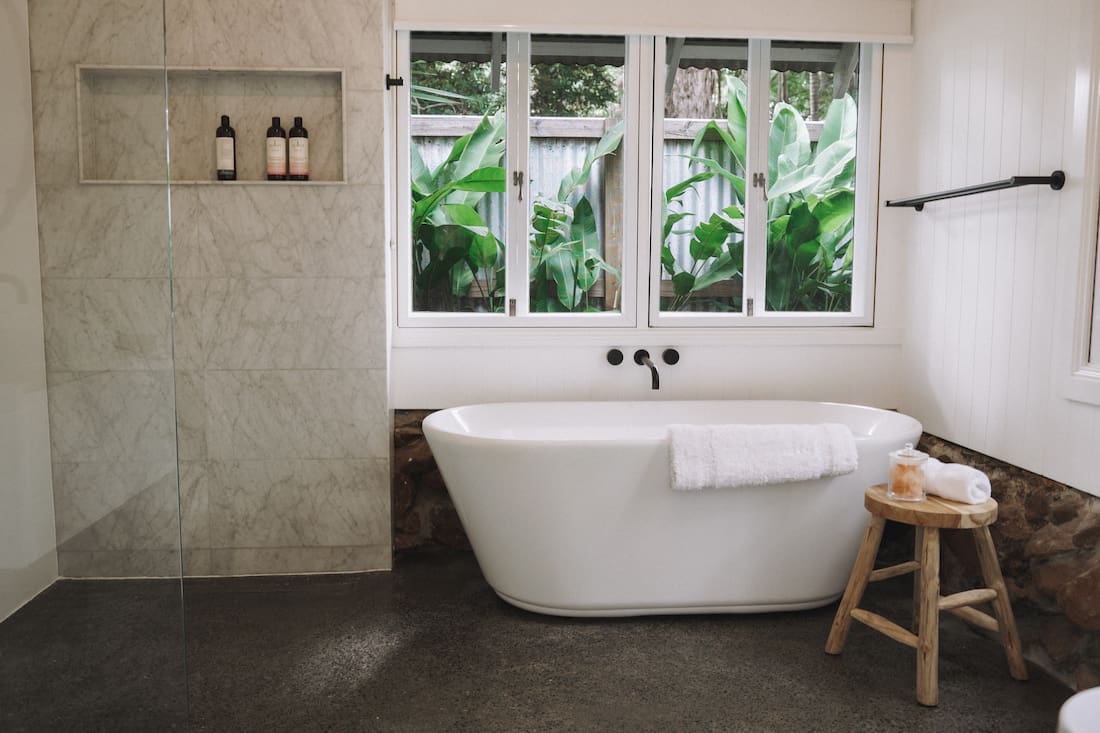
[410,114,507,312]
[411,118,624,313]
[529,122,623,312]
[661,76,857,312]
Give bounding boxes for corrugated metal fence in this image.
[413,117,746,269]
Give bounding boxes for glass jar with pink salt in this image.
[888,443,928,502]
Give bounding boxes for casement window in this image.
[393,31,882,328]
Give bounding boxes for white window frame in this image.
[396,31,643,328]
[1062,20,1100,406]
[649,39,882,327]
[394,31,883,330]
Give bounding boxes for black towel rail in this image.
[884,170,1065,211]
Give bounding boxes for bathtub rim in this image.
[423,399,923,448]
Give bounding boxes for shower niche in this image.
[77,65,346,184]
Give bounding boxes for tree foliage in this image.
[531,63,621,117]
[410,60,504,115]
[411,60,620,117]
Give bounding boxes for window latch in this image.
[385,74,404,90]
[746,297,754,317]
[513,170,524,201]
[752,172,766,192]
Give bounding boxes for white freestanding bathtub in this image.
[423,400,922,617]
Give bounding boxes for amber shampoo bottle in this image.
[266,116,287,180]
[288,116,309,181]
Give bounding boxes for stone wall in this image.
[392,410,469,552]
[390,416,1099,689]
[915,435,1100,691]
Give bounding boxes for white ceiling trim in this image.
[394,0,913,44]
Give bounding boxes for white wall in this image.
[0,0,57,620]
[891,0,1100,497]
[391,331,903,409]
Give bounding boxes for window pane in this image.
[765,41,859,313]
[409,31,507,313]
[660,38,748,313]
[528,35,625,313]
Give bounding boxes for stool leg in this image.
[973,525,1029,681]
[917,526,940,706]
[912,526,924,632]
[826,515,886,655]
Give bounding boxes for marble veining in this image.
[52,460,179,551]
[172,277,384,370]
[177,369,387,462]
[36,184,170,278]
[79,67,169,181]
[184,458,389,549]
[178,461,210,550]
[45,370,176,464]
[27,0,166,72]
[173,370,209,461]
[42,278,172,371]
[345,90,385,185]
[29,69,79,185]
[168,185,384,278]
[164,0,384,91]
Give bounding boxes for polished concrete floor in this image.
[0,551,1073,732]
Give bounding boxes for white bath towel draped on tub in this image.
[668,423,858,491]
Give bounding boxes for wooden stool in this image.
[824,485,1028,706]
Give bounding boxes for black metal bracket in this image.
[385,74,404,90]
[885,170,1065,211]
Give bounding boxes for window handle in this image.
[513,170,524,201]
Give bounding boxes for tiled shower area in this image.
[2,0,392,725]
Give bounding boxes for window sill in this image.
[391,324,903,349]
[1063,366,1100,406]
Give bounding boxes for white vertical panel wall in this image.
[889,0,1100,497]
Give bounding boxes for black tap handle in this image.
[606,349,624,366]
[662,348,679,365]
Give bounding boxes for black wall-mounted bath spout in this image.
[633,349,659,390]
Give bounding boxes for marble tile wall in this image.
[166,0,389,575]
[29,0,180,577]
[1,0,57,620]
[166,70,345,182]
[28,0,390,576]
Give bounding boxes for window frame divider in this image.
[505,33,530,318]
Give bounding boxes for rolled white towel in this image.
[922,457,992,504]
